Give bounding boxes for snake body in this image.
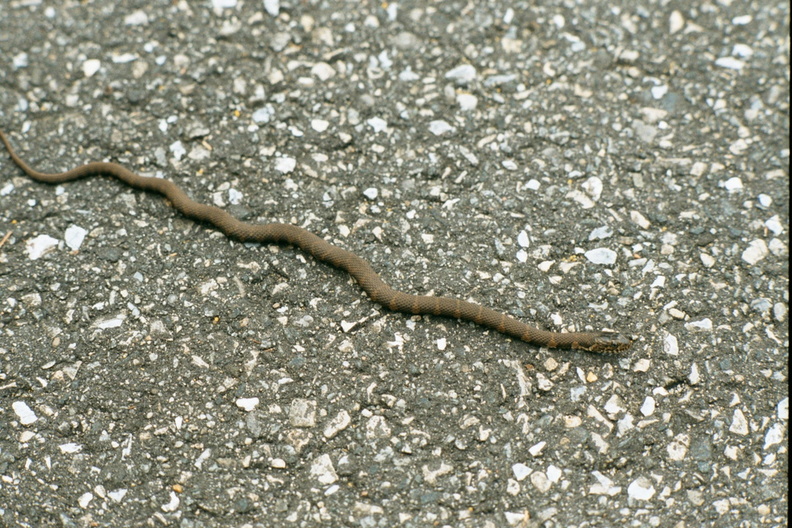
[1,131,631,353]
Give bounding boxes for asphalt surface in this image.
[0,1,788,527]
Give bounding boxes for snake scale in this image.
[1,130,631,353]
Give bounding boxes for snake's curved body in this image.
[1,131,631,353]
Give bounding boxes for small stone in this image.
[82,59,101,77]
[584,248,617,265]
[720,177,743,192]
[429,120,455,135]
[263,0,279,17]
[289,399,317,427]
[741,239,769,264]
[78,492,94,509]
[627,477,656,500]
[715,57,745,70]
[581,177,603,201]
[124,10,149,25]
[773,302,787,322]
[765,216,783,235]
[669,11,684,34]
[444,64,477,84]
[252,105,275,123]
[729,409,749,436]
[530,471,552,493]
[323,410,351,439]
[700,253,715,268]
[311,119,329,132]
[64,225,88,251]
[640,397,656,416]
[529,442,546,457]
[666,435,689,461]
[517,231,530,248]
[236,397,260,412]
[310,454,338,484]
[311,62,335,81]
[512,463,531,481]
[457,93,477,111]
[12,401,37,425]
[363,187,378,200]
[685,318,712,331]
[366,117,387,133]
[274,156,296,174]
[764,423,783,449]
[630,210,651,229]
[588,226,613,240]
[26,234,59,260]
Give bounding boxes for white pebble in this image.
[310,454,339,484]
[700,253,715,268]
[732,44,754,58]
[741,239,769,265]
[161,491,180,512]
[252,105,275,124]
[774,302,787,322]
[263,0,279,17]
[59,442,82,454]
[732,15,753,25]
[720,177,743,192]
[366,117,387,133]
[311,62,335,81]
[517,231,530,248]
[729,409,749,436]
[12,401,38,425]
[170,140,186,160]
[640,397,656,416]
[584,248,617,265]
[512,463,531,481]
[529,442,546,457]
[211,0,236,7]
[323,410,351,439]
[235,397,260,411]
[588,226,613,240]
[363,187,378,200]
[757,194,772,208]
[436,338,447,351]
[274,156,296,174]
[444,64,477,84]
[502,160,518,171]
[64,225,87,251]
[715,57,744,70]
[124,10,149,25]
[311,119,329,132]
[685,318,712,331]
[429,120,455,135]
[524,179,540,190]
[627,477,656,500]
[630,210,651,229]
[26,234,59,260]
[669,10,684,34]
[777,397,788,420]
[516,249,528,263]
[764,423,784,449]
[82,59,101,77]
[729,139,749,155]
[78,492,94,509]
[581,176,603,201]
[457,93,477,111]
[689,363,701,385]
[666,435,689,461]
[661,332,678,355]
[530,471,551,493]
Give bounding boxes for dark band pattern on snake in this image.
[0,130,632,353]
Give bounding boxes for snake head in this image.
[585,332,633,354]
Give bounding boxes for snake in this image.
[0,130,632,353]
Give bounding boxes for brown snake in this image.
[0,130,632,353]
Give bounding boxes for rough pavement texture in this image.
[0,1,788,527]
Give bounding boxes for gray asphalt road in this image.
[0,1,788,527]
